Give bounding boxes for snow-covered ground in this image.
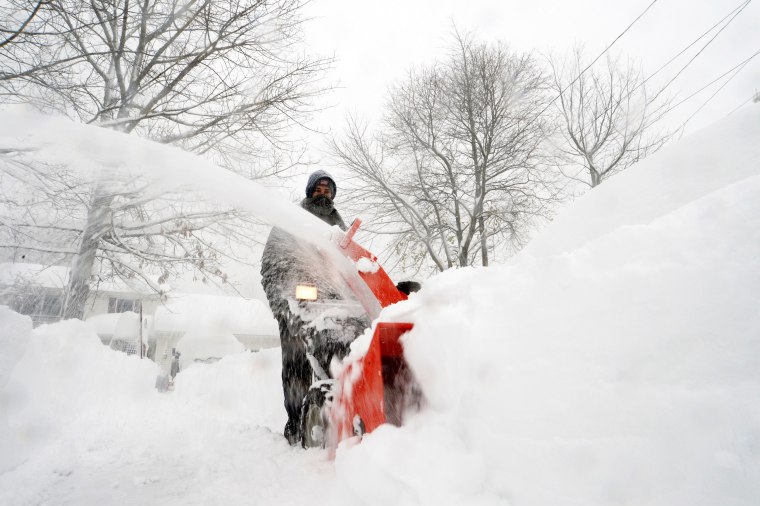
[1,105,760,505]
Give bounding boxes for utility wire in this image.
[649,0,752,102]
[726,93,758,116]
[545,1,753,201]
[535,0,661,122]
[652,48,760,122]
[677,50,760,132]
[637,0,752,93]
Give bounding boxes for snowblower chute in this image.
[337,218,408,309]
[328,219,419,447]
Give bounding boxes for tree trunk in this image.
[63,189,113,319]
[590,168,601,188]
[479,215,488,266]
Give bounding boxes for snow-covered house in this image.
[0,262,162,327]
[1,262,280,368]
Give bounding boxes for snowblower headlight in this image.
[295,284,318,301]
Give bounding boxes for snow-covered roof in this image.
[85,311,148,338]
[0,262,161,295]
[0,262,69,289]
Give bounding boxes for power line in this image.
[649,0,752,102]
[677,50,760,132]
[654,48,760,122]
[536,0,661,121]
[726,94,758,116]
[541,2,757,201]
[538,1,755,205]
[639,0,752,92]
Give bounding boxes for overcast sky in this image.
[302,0,759,144]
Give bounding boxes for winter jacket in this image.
[260,197,348,319]
[299,196,346,230]
[260,196,365,442]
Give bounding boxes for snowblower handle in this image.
[334,217,406,308]
[340,218,362,249]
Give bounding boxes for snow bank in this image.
[0,306,30,389]
[85,312,123,337]
[333,108,760,505]
[175,330,245,367]
[360,182,760,505]
[3,319,160,432]
[0,316,160,479]
[0,310,301,505]
[0,308,33,474]
[153,293,278,336]
[172,350,286,431]
[526,107,760,257]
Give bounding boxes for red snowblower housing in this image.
[330,219,420,449]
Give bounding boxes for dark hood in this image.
[305,170,337,198]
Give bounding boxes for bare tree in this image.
[1,0,328,162]
[0,0,47,49]
[547,47,670,188]
[332,33,557,274]
[0,0,330,318]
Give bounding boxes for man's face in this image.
[312,180,333,199]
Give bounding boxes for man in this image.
[300,171,346,230]
[260,170,364,446]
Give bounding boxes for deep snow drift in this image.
[1,106,760,505]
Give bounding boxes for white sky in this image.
[302,0,760,141]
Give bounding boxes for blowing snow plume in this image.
[0,106,380,318]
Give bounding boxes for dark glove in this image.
[396,281,422,295]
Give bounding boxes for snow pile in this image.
[171,351,285,430]
[3,319,160,430]
[0,307,30,390]
[349,190,760,504]
[175,330,246,367]
[0,316,160,477]
[112,311,141,339]
[85,312,123,337]
[526,105,760,257]
[0,106,758,505]
[153,293,278,336]
[0,313,324,505]
[0,308,31,475]
[333,108,760,505]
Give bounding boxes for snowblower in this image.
[298,218,422,451]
